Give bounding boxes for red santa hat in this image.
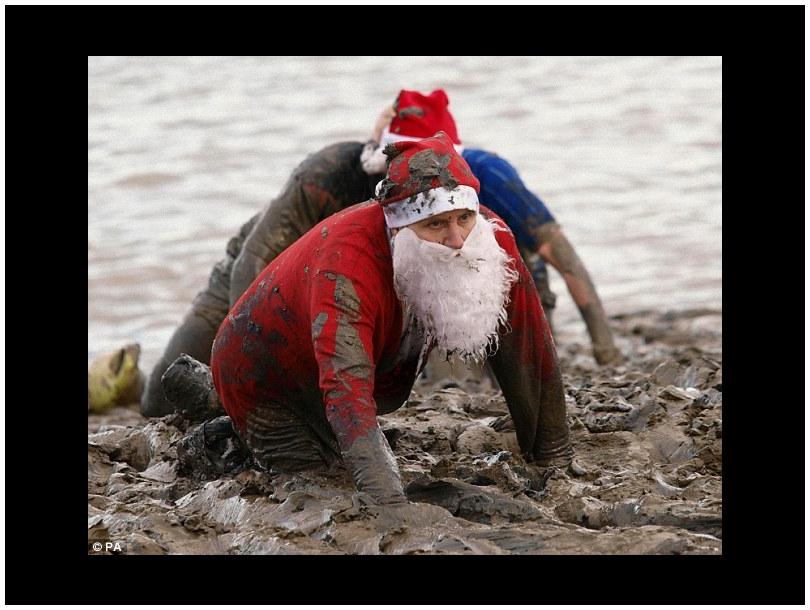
[380,89,463,151]
[375,131,480,229]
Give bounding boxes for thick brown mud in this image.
[88,308,721,554]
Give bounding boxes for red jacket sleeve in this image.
[484,209,573,464]
[308,248,384,453]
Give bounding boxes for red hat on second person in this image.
[375,131,479,229]
[382,89,462,148]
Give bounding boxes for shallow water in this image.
[88,55,721,371]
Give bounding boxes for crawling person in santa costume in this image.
[164,132,574,504]
[142,88,620,419]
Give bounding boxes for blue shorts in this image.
[462,148,555,253]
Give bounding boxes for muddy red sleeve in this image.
[487,216,573,465]
[309,264,383,453]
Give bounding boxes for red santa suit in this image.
[211,132,572,502]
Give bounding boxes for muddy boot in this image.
[175,415,253,480]
[161,354,225,423]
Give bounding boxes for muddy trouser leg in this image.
[244,402,342,473]
[141,215,260,417]
[141,263,232,417]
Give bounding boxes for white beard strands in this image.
[391,216,519,365]
[360,142,389,175]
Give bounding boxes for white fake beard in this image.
[360,142,388,175]
[391,215,519,364]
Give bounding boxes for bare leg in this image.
[536,223,621,365]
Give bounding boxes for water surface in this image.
[88,55,722,371]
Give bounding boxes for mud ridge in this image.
[88,308,721,554]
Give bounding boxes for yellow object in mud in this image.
[88,343,146,413]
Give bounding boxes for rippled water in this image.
[88,56,722,371]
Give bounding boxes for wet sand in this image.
[88,308,721,555]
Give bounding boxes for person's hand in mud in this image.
[341,428,413,505]
[371,105,396,143]
[352,491,455,534]
[592,342,623,366]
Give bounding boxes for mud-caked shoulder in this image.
[292,141,378,208]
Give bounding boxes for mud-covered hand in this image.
[592,342,623,365]
[342,427,408,505]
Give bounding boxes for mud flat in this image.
[88,308,721,555]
